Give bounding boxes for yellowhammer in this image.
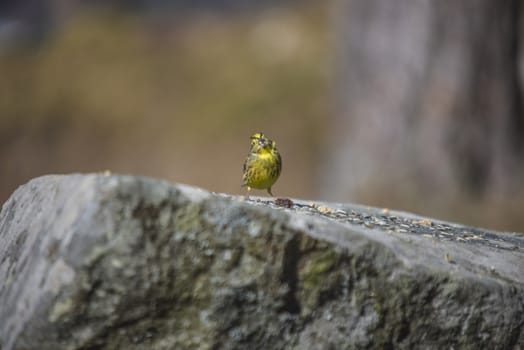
[242,132,282,196]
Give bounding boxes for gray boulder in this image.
[0,174,523,349]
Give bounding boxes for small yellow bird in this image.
[242,132,282,196]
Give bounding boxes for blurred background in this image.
[0,0,523,232]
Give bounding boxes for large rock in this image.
[0,174,523,350]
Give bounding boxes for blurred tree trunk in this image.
[323,0,524,216]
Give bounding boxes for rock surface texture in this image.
[0,174,523,350]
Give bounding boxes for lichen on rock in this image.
[0,174,523,350]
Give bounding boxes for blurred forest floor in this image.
[0,4,329,203]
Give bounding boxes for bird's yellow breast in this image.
[255,149,275,159]
[243,150,280,189]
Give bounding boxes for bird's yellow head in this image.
[250,132,275,153]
